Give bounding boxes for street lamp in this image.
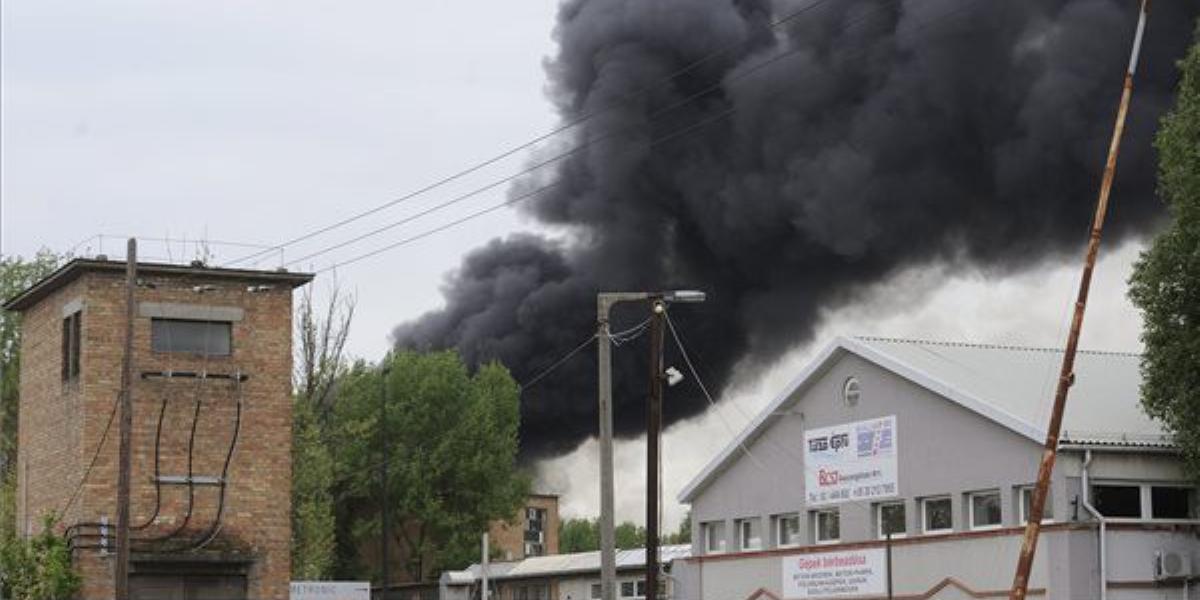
[596,290,705,600]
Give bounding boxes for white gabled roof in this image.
[457,545,692,583]
[677,336,1168,503]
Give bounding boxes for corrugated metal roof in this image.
[451,545,692,584]
[678,336,1170,503]
[852,337,1164,445]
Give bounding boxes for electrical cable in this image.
[59,393,119,516]
[132,292,220,546]
[182,370,244,552]
[519,334,597,390]
[221,0,845,269]
[305,0,970,275]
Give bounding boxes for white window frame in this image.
[590,583,602,600]
[1091,481,1200,522]
[702,521,726,554]
[968,490,1002,531]
[1017,485,1055,524]
[876,501,906,539]
[921,496,953,534]
[1149,484,1197,520]
[812,509,840,545]
[775,513,801,548]
[736,517,761,551]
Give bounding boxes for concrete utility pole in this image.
[597,291,704,600]
[597,292,648,600]
[115,238,137,599]
[380,365,392,597]
[481,532,489,600]
[1008,1,1150,598]
[645,301,665,600]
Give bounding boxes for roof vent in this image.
[190,259,206,268]
[843,377,861,407]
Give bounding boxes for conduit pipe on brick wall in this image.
[1080,450,1107,600]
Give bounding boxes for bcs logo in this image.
[818,469,840,486]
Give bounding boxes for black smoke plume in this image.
[394,0,1198,459]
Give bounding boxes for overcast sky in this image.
[1,1,1151,532]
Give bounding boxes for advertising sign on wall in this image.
[290,581,371,600]
[781,548,886,599]
[804,415,897,506]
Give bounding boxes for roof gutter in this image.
[1058,443,1178,454]
[1080,450,1107,600]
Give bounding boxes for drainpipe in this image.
[1080,450,1107,600]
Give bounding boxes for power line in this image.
[520,334,597,390]
[302,0,965,274]
[61,393,119,516]
[222,0,845,269]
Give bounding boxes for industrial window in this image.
[877,502,906,538]
[921,496,953,534]
[151,319,231,356]
[774,513,801,547]
[524,506,547,557]
[1151,487,1195,520]
[619,581,647,599]
[969,490,1002,530]
[1018,485,1054,524]
[590,584,602,600]
[61,311,82,382]
[1092,485,1142,518]
[702,521,725,554]
[736,517,761,551]
[812,509,839,544]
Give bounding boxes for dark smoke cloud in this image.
[394,0,1198,458]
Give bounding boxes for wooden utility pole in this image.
[1008,1,1149,597]
[115,238,137,599]
[645,300,665,600]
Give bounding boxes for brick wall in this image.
[489,495,560,562]
[14,265,301,600]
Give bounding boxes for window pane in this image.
[880,503,906,536]
[1151,487,1193,519]
[591,584,601,600]
[1020,487,1054,522]
[924,498,952,531]
[779,515,800,545]
[971,492,1001,528]
[620,582,635,597]
[151,319,231,355]
[816,511,839,541]
[1093,485,1141,518]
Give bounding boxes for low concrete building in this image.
[674,337,1199,600]
[441,545,690,600]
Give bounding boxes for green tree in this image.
[1129,23,1200,478]
[334,351,529,581]
[667,511,691,545]
[291,283,355,579]
[559,517,599,553]
[0,515,81,600]
[614,521,646,550]
[0,252,61,541]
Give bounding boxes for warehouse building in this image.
[673,337,1199,600]
[440,545,690,600]
[3,258,312,600]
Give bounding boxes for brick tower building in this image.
[3,257,311,600]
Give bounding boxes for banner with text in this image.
[781,548,886,599]
[804,415,897,506]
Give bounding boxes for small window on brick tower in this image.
[61,311,81,382]
[151,319,232,356]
